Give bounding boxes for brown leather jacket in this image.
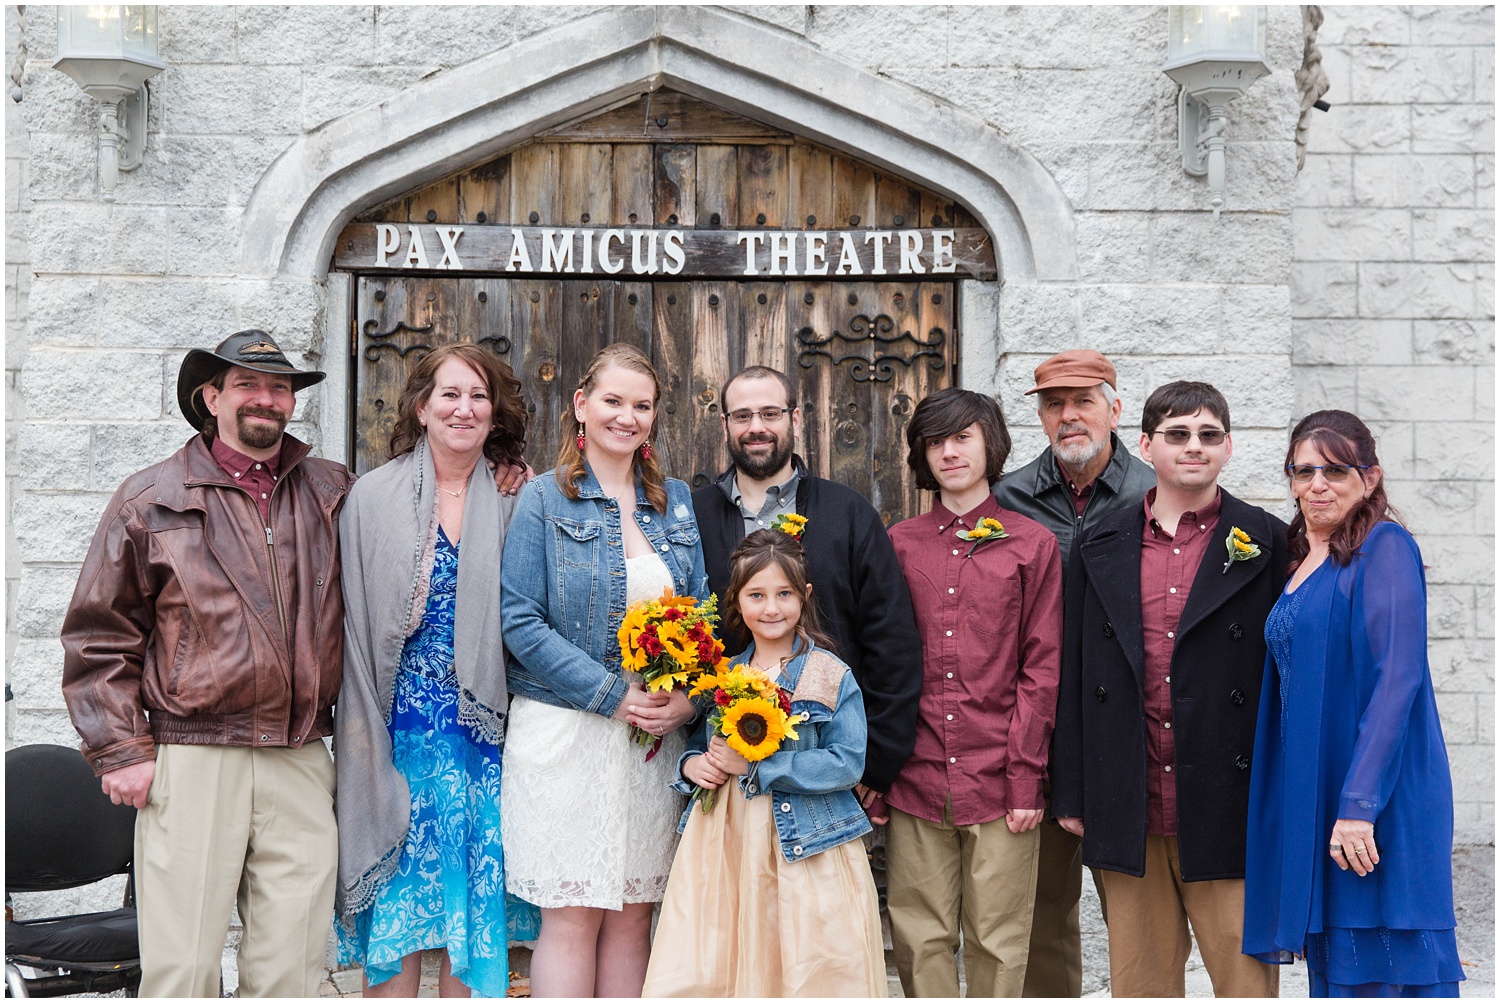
[61,434,354,776]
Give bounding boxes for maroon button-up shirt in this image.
[886,498,1064,826]
[1056,457,1094,516]
[210,436,284,523]
[1139,487,1222,836]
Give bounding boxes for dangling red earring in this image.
[640,441,652,461]
[576,426,586,450]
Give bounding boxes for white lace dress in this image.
[502,552,688,910]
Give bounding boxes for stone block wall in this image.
[1293,4,1495,846]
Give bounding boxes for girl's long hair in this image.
[389,343,527,469]
[555,342,668,513]
[1285,409,1400,570]
[722,529,839,658]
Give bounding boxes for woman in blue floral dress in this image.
[334,344,540,997]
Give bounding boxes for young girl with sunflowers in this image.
[641,528,887,997]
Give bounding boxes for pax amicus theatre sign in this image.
[333,223,997,280]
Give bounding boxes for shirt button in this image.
[747,784,758,795]
[1164,722,1172,729]
[260,734,269,741]
[945,630,953,637]
[946,714,953,721]
[642,515,651,523]
[1200,524,1206,530]
[780,802,791,812]
[948,587,955,594]
[233,471,242,478]
[254,463,262,470]
[1169,587,1177,594]
[949,757,957,764]
[946,672,953,679]
[793,845,804,856]
[1164,765,1173,773]
[1173,548,1181,555]
[261,493,268,499]
[1167,631,1174,639]
[293,735,301,742]
[1166,676,1171,683]
[660,544,669,552]
[952,549,960,555]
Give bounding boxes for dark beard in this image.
[727,431,793,480]
[235,407,289,449]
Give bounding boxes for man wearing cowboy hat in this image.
[61,331,353,997]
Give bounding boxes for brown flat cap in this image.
[1025,348,1118,395]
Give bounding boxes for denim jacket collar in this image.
[573,460,652,510]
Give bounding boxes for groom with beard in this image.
[692,365,922,822]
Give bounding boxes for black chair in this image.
[5,744,141,997]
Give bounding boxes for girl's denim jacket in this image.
[673,644,871,862]
[500,466,708,717]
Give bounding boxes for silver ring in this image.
[1330,844,1344,853]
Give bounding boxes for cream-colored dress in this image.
[642,673,886,997]
[501,553,686,910]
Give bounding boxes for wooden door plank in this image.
[508,277,565,473]
[694,145,738,229]
[789,145,834,230]
[557,144,613,227]
[692,281,738,486]
[831,153,878,231]
[405,179,460,226]
[650,281,697,485]
[611,281,653,355]
[654,145,697,226]
[508,143,559,226]
[611,144,654,226]
[458,155,511,225]
[559,278,612,403]
[874,172,923,231]
[540,90,792,143]
[740,282,786,372]
[736,144,789,228]
[788,280,836,484]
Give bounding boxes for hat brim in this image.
[1025,376,1113,395]
[177,349,326,428]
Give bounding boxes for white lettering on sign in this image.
[631,231,658,274]
[803,233,829,276]
[375,223,402,267]
[835,233,862,275]
[404,227,430,268]
[436,227,464,270]
[931,229,956,273]
[581,231,595,274]
[900,231,924,274]
[600,230,626,274]
[506,229,533,272]
[865,232,893,275]
[769,233,796,276]
[662,231,686,275]
[737,233,764,276]
[540,229,575,273]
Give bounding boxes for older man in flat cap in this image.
[993,348,1155,996]
[60,331,353,997]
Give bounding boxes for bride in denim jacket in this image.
[643,528,886,997]
[500,343,707,998]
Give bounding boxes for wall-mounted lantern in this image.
[52,5,165,203]
[1161,5,1270,218]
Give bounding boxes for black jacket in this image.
[692,456,922,791]
[992,434,1157,586]
[1051,490,1288,881]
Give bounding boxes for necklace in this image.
[438,484,466,499]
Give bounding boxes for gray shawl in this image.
[333,437,515,925]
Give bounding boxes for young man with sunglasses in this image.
[692,366,922,817]
[1050,381,1288,997]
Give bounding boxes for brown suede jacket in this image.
[61,433,354,776]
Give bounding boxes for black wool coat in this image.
[1050,490,1289,881]
[692,457,922,792]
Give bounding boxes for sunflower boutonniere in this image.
[955,516,1009,557]
[1221,526,1262,574]
[771,512,807,539]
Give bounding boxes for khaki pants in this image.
[1096,835,1279,998]
[887,802,1041,998]
[135,742,338,998]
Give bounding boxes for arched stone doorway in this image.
[333,91,998,524]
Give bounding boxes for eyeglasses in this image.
[1148,427,1226,446]
[1286,463,1371,483]
[726,406,794,426]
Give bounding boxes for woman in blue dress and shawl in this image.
[1244,410,1462,997]
[334,344,540,997]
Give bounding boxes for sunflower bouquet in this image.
[618,589,729,750]
[685,665,807,812]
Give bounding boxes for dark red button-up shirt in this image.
[1056,457,1094,516]
[1139,487,1222,836]
[886,497,1064,825]
[210,436,284,523]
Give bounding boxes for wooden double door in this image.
[353,273,954,526]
